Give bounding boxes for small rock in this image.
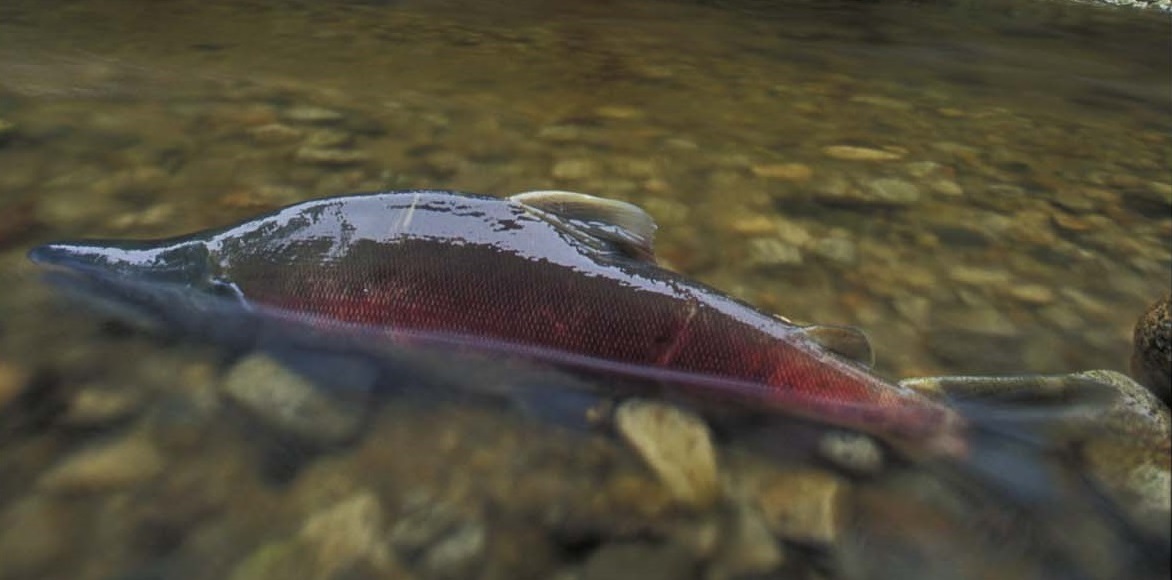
[537,125,583,142]
[947,265,1011,287]
[1072,370,1171,537]
[755,468,846,544]
[552,158,600,180]
[61,385,144,426]
[817,431,884,475]
[420,522,486,580]
[580,541,697,580]
[247,123,304,144]
[822,145,904,161]
[0,360,31,410]
[594,106,644,120]
[391,497,485,580]
[0,118,14,143]
[0,497,72,577]
[614,399,720,508]
[284,106,345,123]
[295,147,369,166]
[751,163,813,182]
[229,539,307,580]
[1007,283,1055,305]
[860,177,921,205]
[39,434,164,493]
[746,238,803,268]
[303,129,354,149]
[1130,295,1170,403]
[708,504,785,578]
[811,235,857,265]
[220,354,367,445]
[299,491,395,575]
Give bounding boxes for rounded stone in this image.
[614,399,720,508]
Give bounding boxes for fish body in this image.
[29,190,964,455]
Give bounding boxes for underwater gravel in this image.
[0,0,1169,579]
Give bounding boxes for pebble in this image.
[219,354,367,445]
[817,431,885,475]
[614,399,720,508]
[38,433,164,493]
[1006,283,1055,305]
[754,468,847,544]
[1130,295,1170,402]
[860,177,921,205]
[299,490,395,575]
[593,105,644,120]
[751,163,813,181]
[303,129,354,149]
[391,497,485,580]
[0,360,30,411]
[707,504,785,578]
[552,158,601,180]
[811,235,858,265]
[284,106,345,123]
[61,385,144,427]
[746,237,804,268]
[821,145,905,161]
[294,146,370,166]
[247,123,304,144]
[947,265,1011,287]
[0,118,14,143]
[0,497,72,578]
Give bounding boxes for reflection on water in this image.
[0,1,1169,579]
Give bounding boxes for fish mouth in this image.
[28,239,227,332]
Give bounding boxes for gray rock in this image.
[420,522,486,580]
[614,399,721,508]
[391,496,485,580]
[811,235,857,265]
[746,238,803,268]
[220,354,366,445]
[817,431,884,475]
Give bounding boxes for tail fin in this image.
[902,372,1170,578]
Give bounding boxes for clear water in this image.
[0,1,1169,579]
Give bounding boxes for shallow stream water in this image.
[0,1,1169,579]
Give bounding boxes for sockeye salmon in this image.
[29,190,968,456]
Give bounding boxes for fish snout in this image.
[28,239,211,284]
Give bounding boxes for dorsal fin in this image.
[509,190,657,262]
[801,324,875,367]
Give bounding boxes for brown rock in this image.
[38,434,165,494]
[1131,295,1171,403]
[751,163,813,181]
[615,399,720,508]
[754,468,847,544]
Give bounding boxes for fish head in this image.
[27,237,250,337]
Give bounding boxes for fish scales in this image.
[29,190,963,455]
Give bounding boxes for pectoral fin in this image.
[801,324,875,367]
[510,190,658,262]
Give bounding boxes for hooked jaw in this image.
[28,239,212,284]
